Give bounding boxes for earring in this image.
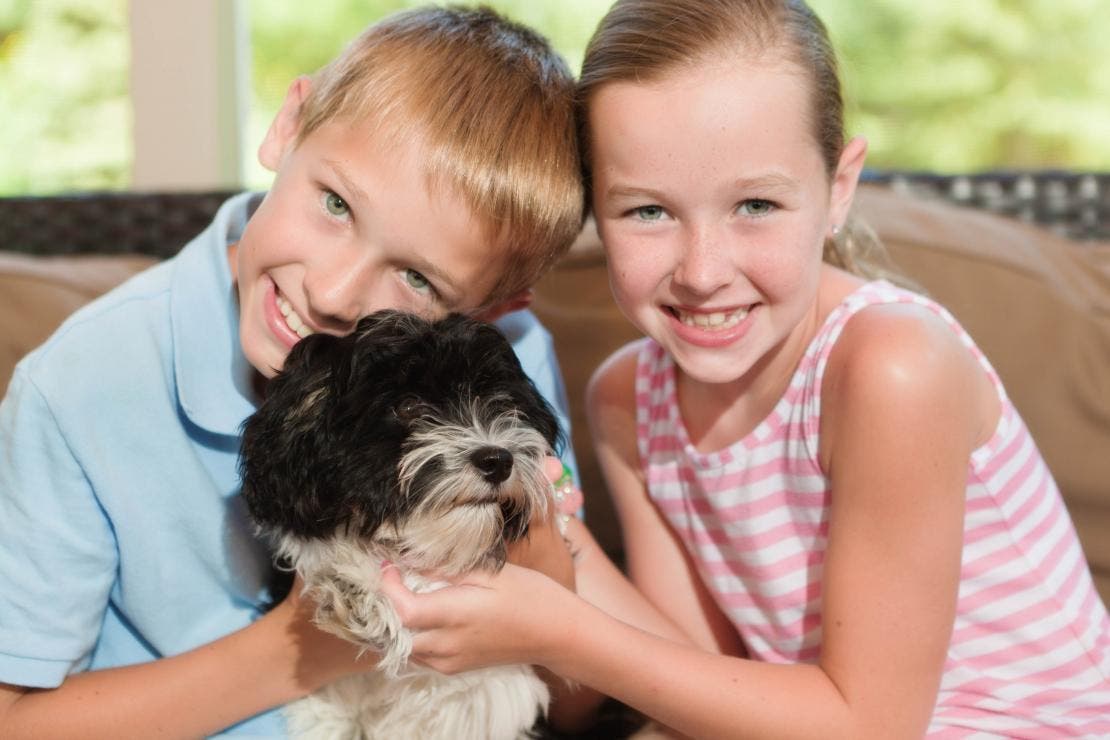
[830,224,842,239]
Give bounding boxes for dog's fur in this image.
[239,310,563,740]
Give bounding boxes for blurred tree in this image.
[812,0,1110,171]
[0,0,129,193]
[1,1,1108,195]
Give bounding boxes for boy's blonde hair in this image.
[578,0,905,285]
[298,6,584,308]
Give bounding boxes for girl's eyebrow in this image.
[732,173,799,192]
[605,173,800,201]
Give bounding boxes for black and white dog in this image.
[239,310,563,739]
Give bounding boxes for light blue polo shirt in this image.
[0,192,577,736]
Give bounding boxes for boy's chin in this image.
[240,332,290,382]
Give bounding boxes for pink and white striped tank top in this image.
[636,280,1110,737]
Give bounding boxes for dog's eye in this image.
[394,398,424,421]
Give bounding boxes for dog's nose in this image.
[470,446,514,485]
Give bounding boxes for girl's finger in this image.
[544,455,564,482]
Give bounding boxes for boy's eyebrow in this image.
[323,159,371,205]
[604,184,668,201]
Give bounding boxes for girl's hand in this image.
[378,561,575,674]
[377,457,581,674]
[504,456,578,591]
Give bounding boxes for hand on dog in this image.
[377,456,580,674]
[504,456,577,592]
[265,573,381,691]
[379,559,572,675]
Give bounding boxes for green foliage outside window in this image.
[1,0,1108,195]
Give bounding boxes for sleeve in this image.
[495,309,581,491]
[0,365,118,688]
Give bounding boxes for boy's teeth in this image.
[677,306,749,330]
[275,294,314,338]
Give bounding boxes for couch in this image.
[2,172,1109,607]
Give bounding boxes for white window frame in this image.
[128,1,249,190]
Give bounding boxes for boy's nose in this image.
[304,255,372,327]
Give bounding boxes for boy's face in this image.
[231,82,510,378]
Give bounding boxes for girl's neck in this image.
[677,267,864,453]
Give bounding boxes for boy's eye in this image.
[405,269,431,292]
[738,199,775,217]
[324,191,349,217]
[633,205,665,221]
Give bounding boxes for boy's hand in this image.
[267,573,377,691]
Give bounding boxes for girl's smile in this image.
[667,303,758,349]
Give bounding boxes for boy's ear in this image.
[474,289,534,322]
[258,76,312,172]
[828,135,868,233]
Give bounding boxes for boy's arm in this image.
[0,580,374,739]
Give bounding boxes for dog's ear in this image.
[460,318,565,454]
[239,331,350,535]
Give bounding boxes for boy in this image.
[0,7,582,736]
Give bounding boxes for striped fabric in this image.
[636,280,1110,737]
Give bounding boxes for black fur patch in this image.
[238,310,562,541]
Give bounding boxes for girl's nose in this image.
[672,225,733,297]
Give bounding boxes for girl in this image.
[381,1,1110,737]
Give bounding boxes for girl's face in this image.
[589,57,861,387]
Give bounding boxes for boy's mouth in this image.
[276,292,314,339]
[670,305,751,331]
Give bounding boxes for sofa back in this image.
[2,179,1108,606]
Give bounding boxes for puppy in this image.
[239,310,564,740]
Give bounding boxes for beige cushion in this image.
[0,252,156,393]
[853,184,1110,603]
[2,185,1108,605]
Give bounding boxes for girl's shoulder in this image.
[820,281,1000,462]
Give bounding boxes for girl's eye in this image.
[633,205,666,221]
[738,199,775,217]
[323,191,349,217]
[404,269,431,293]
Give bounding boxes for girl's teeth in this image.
[679,307,749,330]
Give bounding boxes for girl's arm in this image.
[0,579,373,739]
[588,345,748,657]
[382,304,988,739]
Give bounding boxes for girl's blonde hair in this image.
[296,6,584,307]
[578,0,906,285]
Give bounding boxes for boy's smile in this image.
[229,100,504,379]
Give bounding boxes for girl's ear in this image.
[258,76,312,172]
[828,136,869,233]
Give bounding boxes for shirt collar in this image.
[170,192,263,437]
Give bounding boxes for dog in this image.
[239,309,565,740]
